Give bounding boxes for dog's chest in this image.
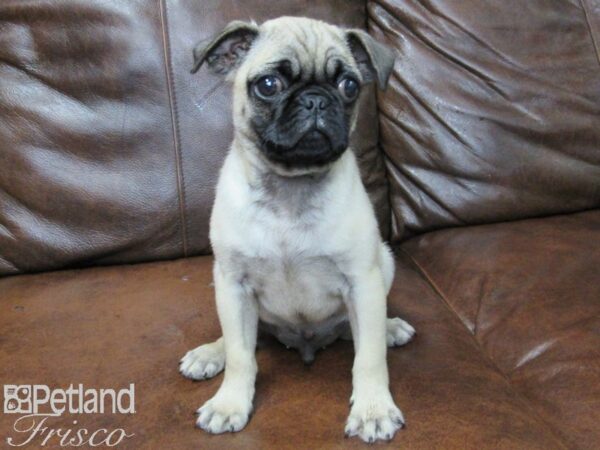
[237,249,349,326]
[231,172,349,325]
[214,160,357,360]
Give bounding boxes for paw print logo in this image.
[3,385,32,414]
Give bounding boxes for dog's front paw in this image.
[345,390,405,443]
[180,340,225,380]
[386,317,416,347]
[196,390,253,434]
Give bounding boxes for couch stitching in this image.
[398,246,570,449]
[580,0,600,68]
[158,0,188,256]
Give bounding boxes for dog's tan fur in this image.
[180,17,414,443]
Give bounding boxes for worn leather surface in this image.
[402,210,600,449]
[0,0,182,275]
[369,0,600,241]
[0,0,390,276]
[0,254,565,449]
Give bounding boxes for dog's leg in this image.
[344,267,405,443]
[196,262,258,434]
[180,337,225,380]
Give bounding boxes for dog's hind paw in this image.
[179,338,225,381]
[386,317,416,347]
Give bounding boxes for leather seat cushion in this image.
[1,254,564,448]
[402,209,600,449]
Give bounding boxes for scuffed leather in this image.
[369,0,600,241]
[0,255,565,449]
[402,210,600,449]
[0,1,183,275]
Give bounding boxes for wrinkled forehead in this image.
[243,18,357,80]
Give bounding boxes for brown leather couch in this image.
[1,0,599,448]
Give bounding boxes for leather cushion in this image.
[369,0,600,241]
[402,209,600,449]
[0,255,564,448]
[0,0,183,275]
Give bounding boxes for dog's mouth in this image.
[296,129,331,148]
[262,128,347,169]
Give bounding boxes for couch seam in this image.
[366,8,397,244]
[381,152,397,242]
[398,247,470,331]
[472,279,484,336]
[580,0,600,68]
[398,246,571,449]
[158,0,188,256]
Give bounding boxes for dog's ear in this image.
[191,20,259,75]
[345,29,395,90]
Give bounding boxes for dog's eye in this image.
[254,75,284,98]
[338,77,359,102]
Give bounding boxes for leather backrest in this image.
[0,0,389,276]
[369,0,600,241]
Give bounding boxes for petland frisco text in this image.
[3,384,135,447]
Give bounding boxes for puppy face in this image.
[192,17,395,174]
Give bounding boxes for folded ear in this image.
[345,29,395,90]
[191,20,259,75]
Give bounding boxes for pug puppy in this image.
[179,17,415,443]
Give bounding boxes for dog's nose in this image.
[300,92,330,111]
